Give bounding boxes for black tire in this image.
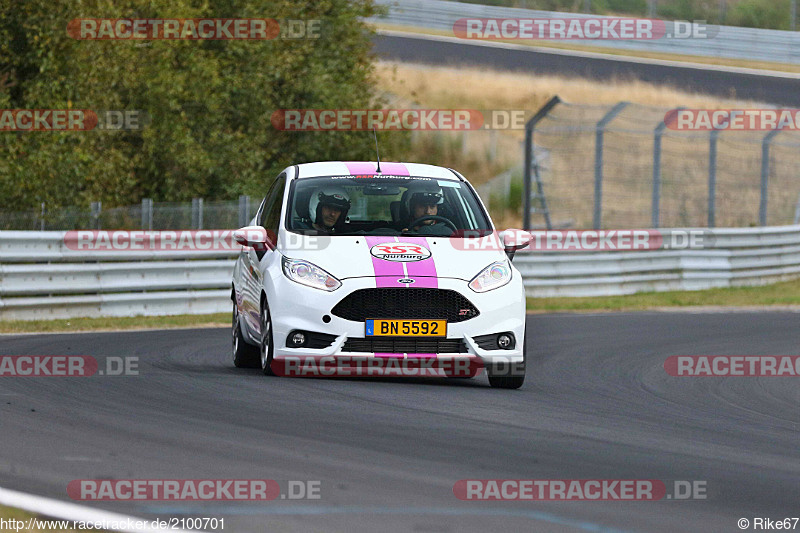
[487,337,526,389]
[259,300,276,376]
[232,303,260,368]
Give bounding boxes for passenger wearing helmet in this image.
[402,182,452,235]
[308,187,350,234]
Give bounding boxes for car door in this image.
[242,174,286,334]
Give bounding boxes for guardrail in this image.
[516,225,800,297]
[0,231,237,321]
[372,0,800,65]
[2,227,800,320]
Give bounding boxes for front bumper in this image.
[255,275,525,365]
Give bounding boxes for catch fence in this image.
[524,97,800,230]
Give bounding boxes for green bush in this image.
[603,0,648,16]
[0,0,406,210]
[726,0,793,30]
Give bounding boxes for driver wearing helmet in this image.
[308,187,351,234]
[402,182,452,235]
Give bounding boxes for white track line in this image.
[0,486,190,532]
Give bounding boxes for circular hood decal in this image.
[370,242,432,262]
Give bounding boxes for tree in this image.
[0,0,399,209]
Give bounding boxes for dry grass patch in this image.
[376,61,766,110]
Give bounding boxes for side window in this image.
[259,174,287,234]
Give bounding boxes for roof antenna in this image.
[373,127,382,173]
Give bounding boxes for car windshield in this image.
[286,175,492,237]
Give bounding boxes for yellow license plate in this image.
[366,319,446,337]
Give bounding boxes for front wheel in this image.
[487,362,525,389]
[260,302,275,376]
[232,303,260,368]
[487,338,526,389]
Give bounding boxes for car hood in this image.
[279,234,507,282]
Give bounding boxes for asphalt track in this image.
[373,33,800,107]
[1,312,799,532]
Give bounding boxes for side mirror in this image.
[233,226,275,251]
[499,229,533,261]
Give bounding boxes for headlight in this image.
[282,257,341,291]
[468,261,511,292]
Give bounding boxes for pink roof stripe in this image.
[344,162,410,176]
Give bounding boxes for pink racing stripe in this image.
[406,353,436,358]
[344,161,410,176]
[404,237,438,289]
[365,236,404,288]
[374,353,403,358]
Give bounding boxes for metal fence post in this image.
[760,130,781,226]
[652,119,668,228]
[708,130,719,228]
[793,192,800,224]
[141,198,153,230]
[90,201,102,230]
[523,95,561,230]
[594,102,629,230]
[40,202,45,231]
[238,195,251,227]
[191,198,204,230]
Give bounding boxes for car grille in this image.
[331,288,479,322]
[342,337,468,354]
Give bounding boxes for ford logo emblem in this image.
[398,278,415,284]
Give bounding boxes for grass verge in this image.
[527,278,800,312]
[0,314,228,334]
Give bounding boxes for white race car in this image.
[230,161,531,388]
